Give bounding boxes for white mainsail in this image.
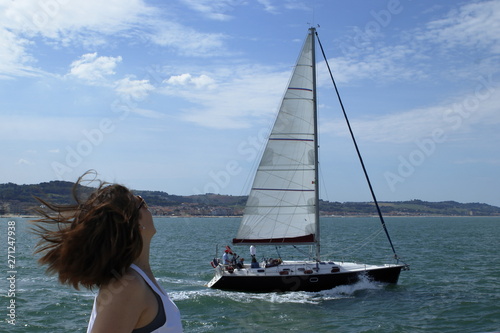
[233,29,318,245]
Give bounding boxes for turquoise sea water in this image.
[1,216,499,332]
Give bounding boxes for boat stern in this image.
[206,265,224,288]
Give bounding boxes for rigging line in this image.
[293,245,319,261]
[315,31,399,260]
[329,229,384,257]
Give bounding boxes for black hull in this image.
[209,265,403,293]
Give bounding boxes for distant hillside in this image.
[1,181,499,216]
[319,199,500,216]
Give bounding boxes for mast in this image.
[310,27,320,261]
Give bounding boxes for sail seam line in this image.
[258,168,313,171]
[288,87,313,92]
[270,132,313,135]
[269,138,313,142]
[251,188,314,192]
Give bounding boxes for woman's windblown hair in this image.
[32,171,143,289]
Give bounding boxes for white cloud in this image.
[330,1,500,86]
[283,0,311,11]
[180,0,307,18]
[0,0,229,78]
[16,158,31,165]
[322,79,500,144]
[191,75,216,89]
[179,0,238,21]
[2,0,153,41]
[422,0,500,53]
[114,77,155,100]
[165,73,193,86]
[0,27,39,78]
[129,108,165,119]
[68,53,122,82]
[165,73,216,89]
[161,65,289,129]
[320,44,427,84]
[257,0,279,14]
[148,22,227,57]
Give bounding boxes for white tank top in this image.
[86,264,183,332]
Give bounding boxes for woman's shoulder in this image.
[91,268,154,331]
[96,267,148,307]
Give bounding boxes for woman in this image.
[32,172,183,332]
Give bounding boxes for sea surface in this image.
[1,216,499,332]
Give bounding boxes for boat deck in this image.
[210,260,401,279]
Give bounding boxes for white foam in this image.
[169,289,214,301]
[314,275,381,300]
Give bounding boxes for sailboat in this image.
[207,27,408,292]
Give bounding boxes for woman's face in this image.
[136,196,156,237]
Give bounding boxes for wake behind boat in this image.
[207,27,408,293]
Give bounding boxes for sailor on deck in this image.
[222,250,231,265]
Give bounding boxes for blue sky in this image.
[1,0,499,206]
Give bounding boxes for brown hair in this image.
[32,172,143,290]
